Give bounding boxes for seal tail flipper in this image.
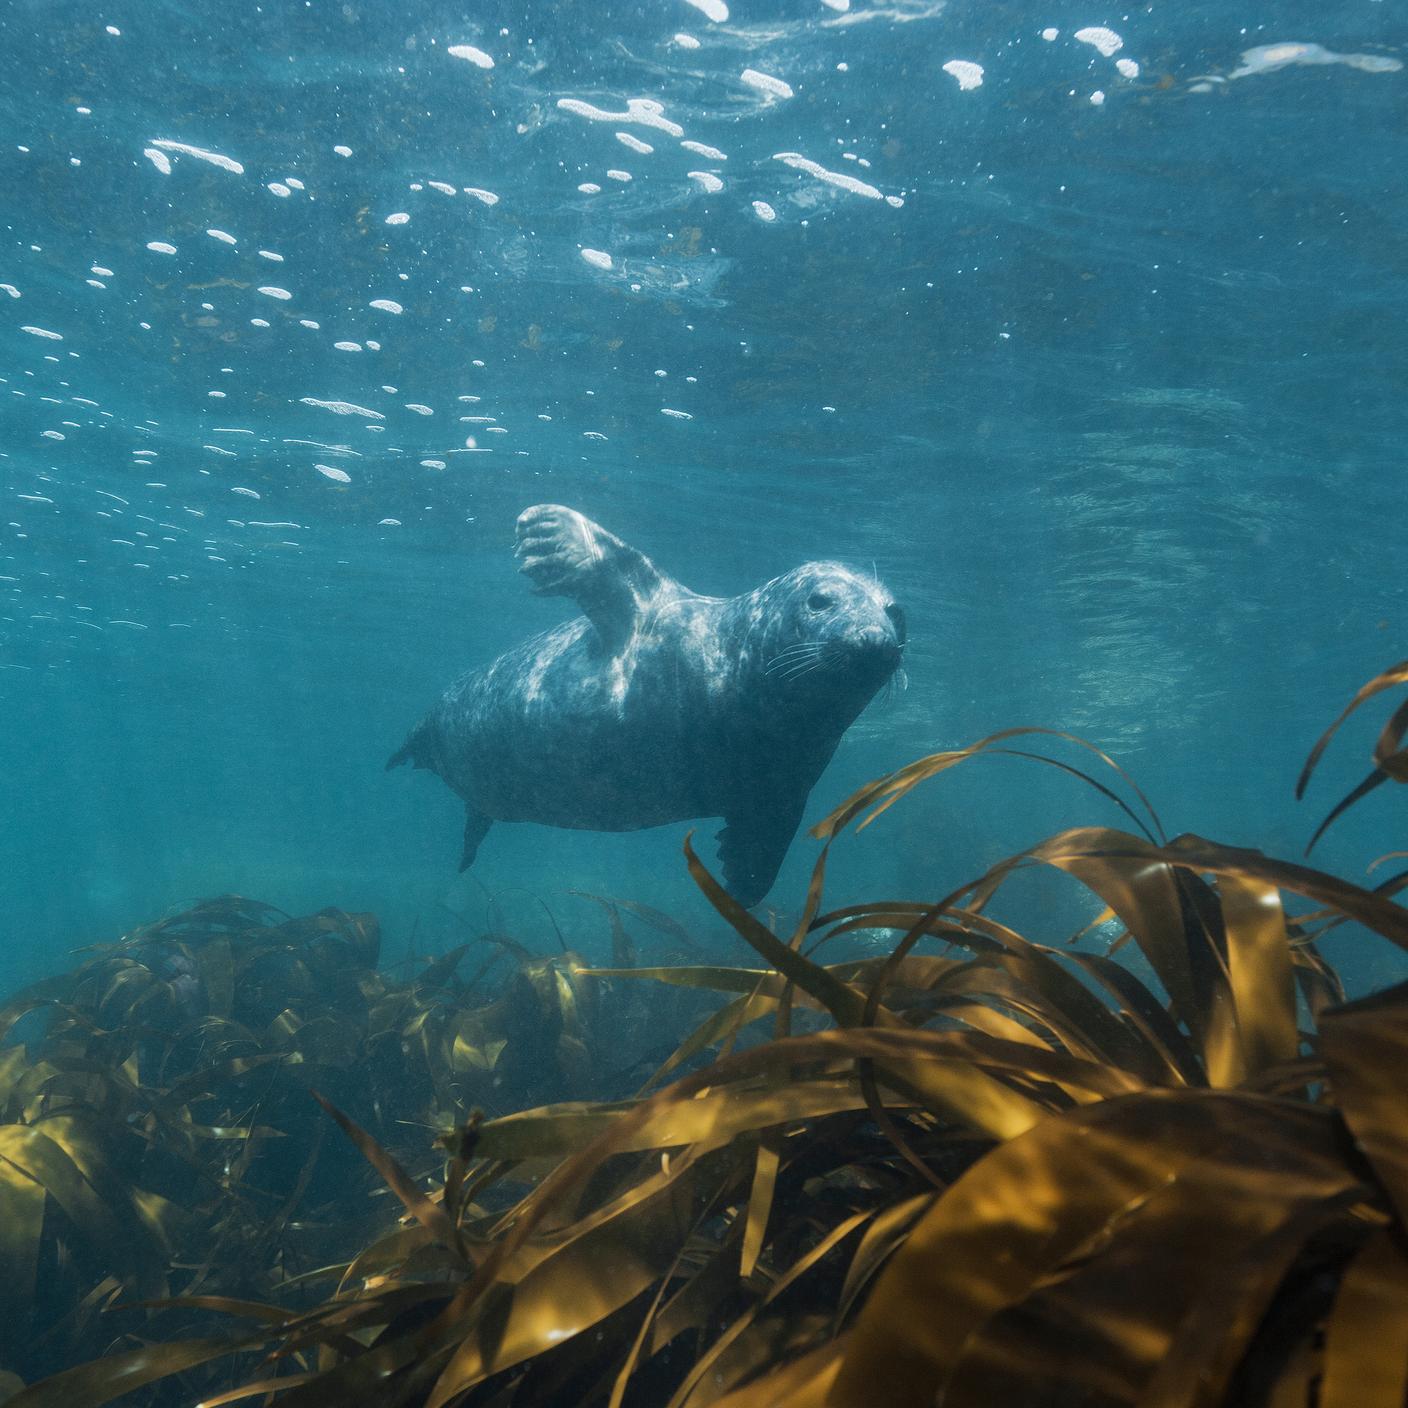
[513,504,674,654]
[460,807,492,871]
[386,720,435,771]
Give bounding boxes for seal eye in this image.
[807,591,835,612]
[885,603,907,645]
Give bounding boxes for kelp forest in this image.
[4,661,1408,1408]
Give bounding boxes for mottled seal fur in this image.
[388,505,905,906]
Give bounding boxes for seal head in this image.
[388,506,904,907]
[754,563,906,696]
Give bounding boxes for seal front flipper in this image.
[717,798,806,909]
[514,504,673,654]
[460,806,492,871]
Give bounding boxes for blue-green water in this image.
[1,0,1404,995]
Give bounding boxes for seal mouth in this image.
[851,636,905,681]
[764,634,903,685]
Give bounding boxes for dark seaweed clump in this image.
[4,660,1408,1408]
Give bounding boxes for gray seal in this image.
[388,505,905,906]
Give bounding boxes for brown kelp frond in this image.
[828,1090,1379,1408]
[11,682,1408,1408]
[811,725,1168,845]
[0,894,697,1395]
[1297,659,1408,852]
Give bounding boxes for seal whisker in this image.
[766,650,821,668]
[765,644,823,675]
[778,655,830,681]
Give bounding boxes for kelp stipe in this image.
[8,669,1408,1408]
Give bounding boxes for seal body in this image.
[389,505,905,906]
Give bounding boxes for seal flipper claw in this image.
[514,504,673,654]
[717,799,806,909]
[460,806,492,871]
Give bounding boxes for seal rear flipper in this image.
[513,504,676,654]
[386,719,436,772]
[717,799,805,909]
[460,807,492,871]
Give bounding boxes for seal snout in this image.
[847,623,905,676]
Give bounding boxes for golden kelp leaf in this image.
[934,948,1151,1079]
[607,1228,698,1408]
[640,989,779,1093]
[1214,866,1299,1079]
[1044,829,1408,980]
[739,1134,781,1282]
[142,1293,295,1323]
[1367,849,1408,875]
[1318,981,1408,1225]
[585,894,704,958]
[1026,829,1207,1046]
[158,1052,287,1109]
[1061,949,1205,1087]
[40,1113,173,1255]
[1320,1224,1408,1408]
[1377,700,1408,782]
[0,1153,44,1328]
[685,837,1044,1138]
[424,1143,729,1407]
[329,909,381,968]
[190,1371,320,1407]
[832,838,1210,1089]
[310,1090,460,1254]
[830,1090,1354,1408]
[586,965,776,996]
[683,837,869,1029]
[451,1033,506,1072]
[474,1078,872,1162]
[1297,659,1408,798]
[1303,768,1393,857]
[1134,1188,1369,1408]
[574,895,637,969]
[811,727,1164,844]
[701,1339,844,1408]
[1297,661,1408,851]
[817,746,1408,1064]
[916,994,1049,1052]
[0,1047,31,1116]
[1292,942,1346,1023]
[261,1281,452,1364]
[836,1193,934,1324]
[336,1223,435,1297]
[5,1337,265,1408]
[434,1021,1136,1399]
[0,978,70,1043]
[648,1219,746,1355]
[666,1213,869,1408]
[0,1123,164,1295]
[415,944,470,992]
[201,933,236,1018]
